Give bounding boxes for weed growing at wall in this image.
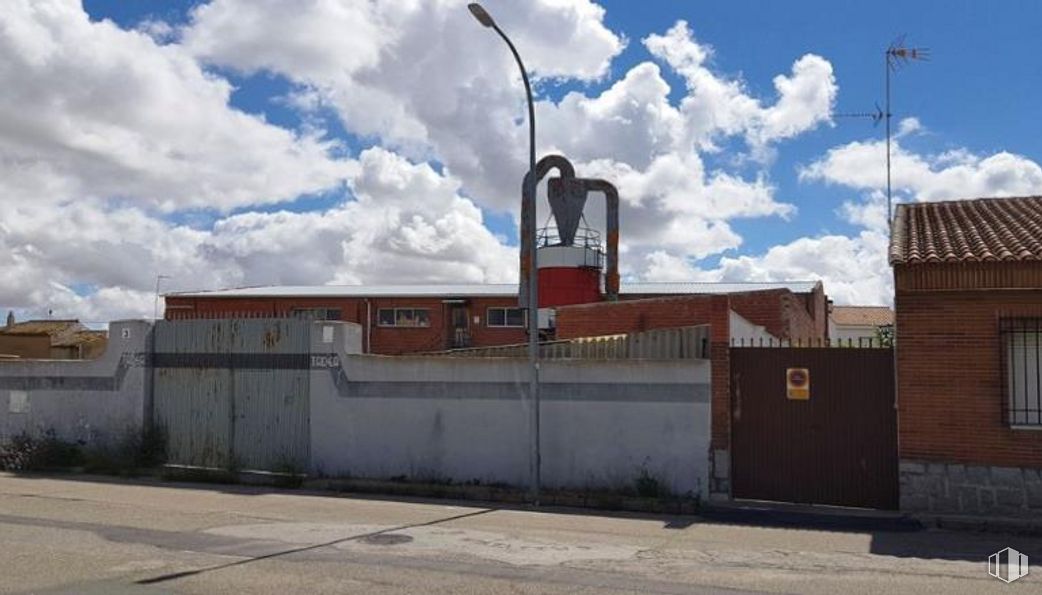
[634,467,669,498]
[83,426,167,476]
[0,430,84,471]
[0,427,165,475]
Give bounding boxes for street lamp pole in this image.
[468,2,541,503]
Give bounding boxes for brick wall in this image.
[896,288,1042,469]
[557,288,827,342]
[555,295,718,339]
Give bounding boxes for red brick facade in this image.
[165,295,527,355]
[896,286,1042,469]
[555,287,827,343]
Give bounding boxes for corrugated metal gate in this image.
[730,347,898,509]
[153,319,310,472]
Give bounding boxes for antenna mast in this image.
[885,37,929,227]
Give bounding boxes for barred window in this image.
[487,307,526,328]
[377,308,430,328]
[1002,318,1042,427]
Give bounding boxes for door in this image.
[448,305,470,349]
[730,347,898,509]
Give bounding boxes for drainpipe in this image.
[365,299,372,354]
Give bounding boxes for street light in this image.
[468,2,542,503]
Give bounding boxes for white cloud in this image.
[1,148,516,321]
[800,136,1042,203]
[643,21,836,153]
[1,1,855,319]
[703,231,894,306]
[0,0,353,212]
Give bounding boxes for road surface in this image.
[0,473,1038,594]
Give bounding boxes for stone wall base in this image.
[710,448,730,497]
[900,459,1042,517]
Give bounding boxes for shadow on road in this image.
[7,471,1042,566]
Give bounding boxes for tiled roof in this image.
[169,281,820,299]
[890,196,1042,264]
[0,320,82,337]
[51,330,108,348]
[830,306,893,327]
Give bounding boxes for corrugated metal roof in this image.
[167,284,520,298]
[168,280,820,299]
[621,281,819,295]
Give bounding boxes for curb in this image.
[304,477,702,516]
[917,513,1042,537]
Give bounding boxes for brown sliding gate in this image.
[730,347,898,510]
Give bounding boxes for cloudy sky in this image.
[3,0,1042,323]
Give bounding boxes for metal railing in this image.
[537,225,603,249]
[1001,317,1042,427]
[420,325,709,360]
[730,336,893,348]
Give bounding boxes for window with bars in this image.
[486,307,526,328]
[377,308,430,328]
[1001,318,1042,427]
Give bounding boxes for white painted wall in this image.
[309,323,711,496]
[729,310,775,344]
[829,321,881,344]
[0,320,152,446]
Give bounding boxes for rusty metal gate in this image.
[730,347,898,509]
[152,318,311,472]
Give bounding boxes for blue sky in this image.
[3,0,1042,320]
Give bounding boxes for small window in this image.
[1002,318,1042,427]
[377,308,430,328]
[291,308,341,321]
[487,307,526,328]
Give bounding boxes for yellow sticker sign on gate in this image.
[786,368,810,400]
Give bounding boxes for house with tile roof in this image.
[0,313,108,359]
[890,195,1042,518]
[828,305,894,345]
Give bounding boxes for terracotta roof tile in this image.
[51,330,108,348]
[0,320,82,337]
[890,196,1042,264]
[830,306,894,327]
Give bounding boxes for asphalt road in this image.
[0,473,1039,594]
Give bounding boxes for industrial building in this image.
[165,281,828,356]
[166,154,830,354]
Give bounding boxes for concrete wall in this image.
[309,323,711,496]
[828,321,879,344]
[0,320,151,446]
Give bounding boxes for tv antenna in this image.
[835,103,885,126]
[885,36,929,226]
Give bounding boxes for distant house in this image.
[828,305,893,345]
[891,195,1042,517]
[0,313,107,359]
